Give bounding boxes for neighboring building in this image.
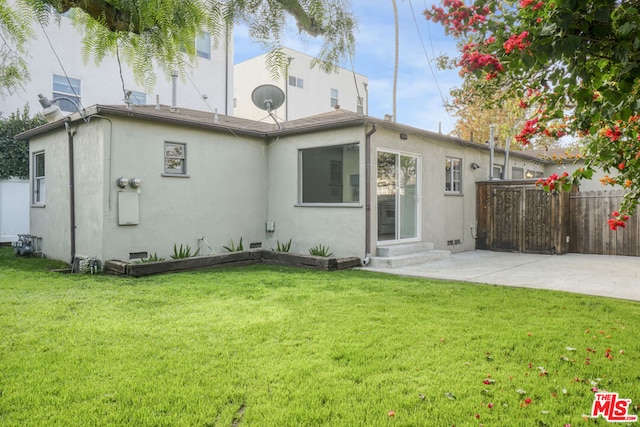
[1,10,234,117]
[18,104,556,265]
[233,47,368,122]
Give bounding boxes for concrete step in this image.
[368,250,450,269]
[376,242,434,257]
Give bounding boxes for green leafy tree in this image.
[1,0,356,92]
[425,0,640,228]
[0,106,46,179]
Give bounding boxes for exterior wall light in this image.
[471,162,480,170]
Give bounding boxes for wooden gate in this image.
[476,181,571,254]
[570,190,640,256]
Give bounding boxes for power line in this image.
[408,0,459,136]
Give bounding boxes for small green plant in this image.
[140,253,165,263]
[171,244,200,259]
[308,244,333,257]
[274,239,292,252]
[223,237,244,252]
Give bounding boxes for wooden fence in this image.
[476,180,571,254]
[570,190,640,256]
[477,183,640,257]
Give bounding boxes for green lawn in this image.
[1,248,639,426]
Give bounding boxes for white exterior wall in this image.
[0,179,30,242]
[234,47,368,122]
[100,118,268,261]
[265,128,367,258]
[2,13,233,117]
[29,129,73,262]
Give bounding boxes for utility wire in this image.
[39,20,86,111]
[408,0,459,136]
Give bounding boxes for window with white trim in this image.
[52,74,81,112]
[445,157,462,193]
[512,166,524,179]
[196,31,211,59]
[33,151,45,205]
[300,143,360,204]
[492,164,503,180]
[330,88,339,107]
[164,142,187,175]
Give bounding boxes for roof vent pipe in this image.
[171,70,178,109]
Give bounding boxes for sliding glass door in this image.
[377,151,419,242]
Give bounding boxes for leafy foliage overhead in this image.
[1,0,356,92]
[425,0,640,227]
[0,106,47,180]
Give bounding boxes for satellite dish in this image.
[251,84,285,113]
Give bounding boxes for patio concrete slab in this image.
[363,250,640,302]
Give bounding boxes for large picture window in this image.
[164,142,187,175]
[445,157,462,193]
[33,151,45,205]
[300,144,359,204]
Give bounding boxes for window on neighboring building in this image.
[126,90,147,105]
[511,166,524,179]
[526,169,544,179]
[300,143,360,204]
[288,75,304,88]
[33,151,45,205]
[445,157,462,193]
[331,88,339,107]
[164,142,187,175]
[196,31,211,59]
[492,165,503,180]
[357,96,363,114]
[52,74,81,112]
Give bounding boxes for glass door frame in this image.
[376,148,422,245]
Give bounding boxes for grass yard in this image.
[1,248,639,426]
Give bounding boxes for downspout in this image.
[503,135,511,180]
[65,122,77,270]
[363,123,377,265]
[225,22,230,115]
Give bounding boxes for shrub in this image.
[274,239,292,253]
[223,237,244,253]
[309,244,333,257]
[171,244,200,259]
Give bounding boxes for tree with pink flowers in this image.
[425,0,640,229]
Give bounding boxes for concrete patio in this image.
[363,250,640,302]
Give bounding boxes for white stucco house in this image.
[18,104,559,266]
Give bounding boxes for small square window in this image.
[164,142,186,175]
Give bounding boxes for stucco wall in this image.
[99,117,268,261]
[266,128,366,258]
[29,129,72,262]
[0,179,30,242]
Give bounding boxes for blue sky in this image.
[234,1,462,134]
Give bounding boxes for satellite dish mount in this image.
[251,84,285,129]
